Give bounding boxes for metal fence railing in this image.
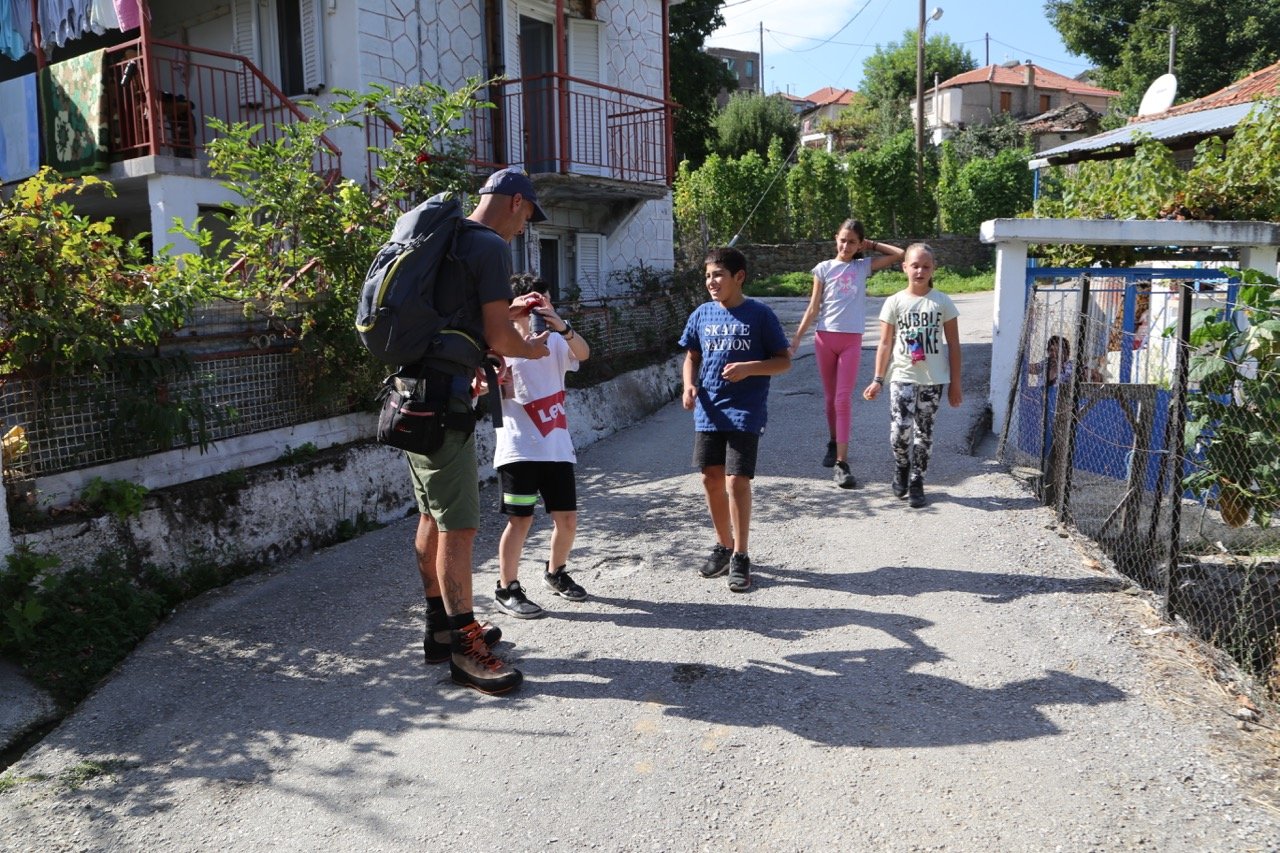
[999,267,1280,694]
[1,287,697,495]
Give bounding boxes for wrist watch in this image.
[560,321,575,340]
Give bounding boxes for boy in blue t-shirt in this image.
[679,246,791,592]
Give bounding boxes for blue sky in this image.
[705,0,1096,99]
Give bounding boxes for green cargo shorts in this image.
[405,408,479,531]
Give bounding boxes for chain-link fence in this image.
[2,285,699,498]
[999,268,1280,693]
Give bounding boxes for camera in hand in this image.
[529,309,548,334]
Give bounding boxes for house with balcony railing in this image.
[0,0,679,297]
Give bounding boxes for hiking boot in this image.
[908,477,927,508]
[821,440,837,468]
[450,621,523,695]
[495,580,545,619]
[892,465,910,499]
[544,565,587,601]
[699,543,733,578]
[424,621,501,665]
[727,552,751,592]
[833,460,856,489]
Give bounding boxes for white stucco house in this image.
[0,0,680,298]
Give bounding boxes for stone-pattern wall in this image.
[732,236,994,279]
[608,196,675,286]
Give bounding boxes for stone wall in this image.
[734,235,994,279]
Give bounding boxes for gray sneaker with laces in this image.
[495,580,545,619]
[544,565,587,601]
[727,552,751,592]
[699,544,732,578]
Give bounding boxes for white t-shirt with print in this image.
[879,288,960,386]
[493,333,580,467]
[810,257,872,333]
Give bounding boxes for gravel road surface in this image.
[2,293,1278,851]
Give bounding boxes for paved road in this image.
[2,292,1278,851]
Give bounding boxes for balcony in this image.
[366,72,675,205]
[103,37,339,179]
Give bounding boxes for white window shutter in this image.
[300,0,325,94]
[567,18,606,175]
[575,233,605,299]
[230,0,262,105]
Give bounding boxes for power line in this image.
[987,37,1093,69]
[786,0,875,53]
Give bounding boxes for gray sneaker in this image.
[495,580,545,619]
[727,552,751,592]
[699,544,732,578]
[833,460,856,489]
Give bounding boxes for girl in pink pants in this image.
[790,219,904,488]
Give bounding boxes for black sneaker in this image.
[834,460,856,489]
[892,465,910,499]
[424,621,501,665]
[821,440,837,468]
[450,621,522,695]
[544,566,587,601]
[727,552,751,592]
[495,580,545,619]
[699,544,732,578]
[908,477,927,508]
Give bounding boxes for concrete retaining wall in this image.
[12,356,684,574]
[735,235,993,279]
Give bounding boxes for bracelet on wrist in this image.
[873,376,884,385]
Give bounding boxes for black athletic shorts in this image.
[497,461,578,515]
[692,431,760,479]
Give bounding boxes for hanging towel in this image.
[0,73,40,182]
[112,0,139,30]
[88,0,119,34]
[39,47,109,175]
[2,0,32,59]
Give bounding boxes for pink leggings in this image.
[814,330,864,442]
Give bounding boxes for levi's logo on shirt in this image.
[523,390,568,437]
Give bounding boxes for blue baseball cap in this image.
[478,167,548,222]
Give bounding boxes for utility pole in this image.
[1168,25,1177,75]
[915,0,926,196]
[985,32,989,66]
[759,21,765,93]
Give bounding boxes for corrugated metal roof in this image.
[1029,101,1263,168]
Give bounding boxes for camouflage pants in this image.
[889,381,942,480]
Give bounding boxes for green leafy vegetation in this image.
[1035,103,1280,265]
[79,478,149,521]
[1182,268,1280,530]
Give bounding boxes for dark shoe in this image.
[495,580,545,619]
[908,478,927,508]
[821,440,837,468]
[425,621,500,664]
[727,552,751,592]
[893,465,910,499]
[834,460,856,489]
[544,565,587,601]
[699,544,732,578]
[450,621,523,694]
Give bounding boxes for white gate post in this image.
[0,488,12,560]
[988,236,1028,436]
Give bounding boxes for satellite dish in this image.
[1138,73,1177,116]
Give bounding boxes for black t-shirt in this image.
[437,220,514,349]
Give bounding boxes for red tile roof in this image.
[1140,60,1280,120]
[937,63,1119,99]
[802,87,859,107]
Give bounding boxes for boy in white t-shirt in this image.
[492,274,592,618]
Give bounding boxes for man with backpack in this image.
[407,167,552,696]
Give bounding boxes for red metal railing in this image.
[364,74,674,187]
[104,38,340,178]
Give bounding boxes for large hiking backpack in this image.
[355,192,484,370]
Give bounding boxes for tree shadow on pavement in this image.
[522,647,1125,749]
[765,564,1130,603]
